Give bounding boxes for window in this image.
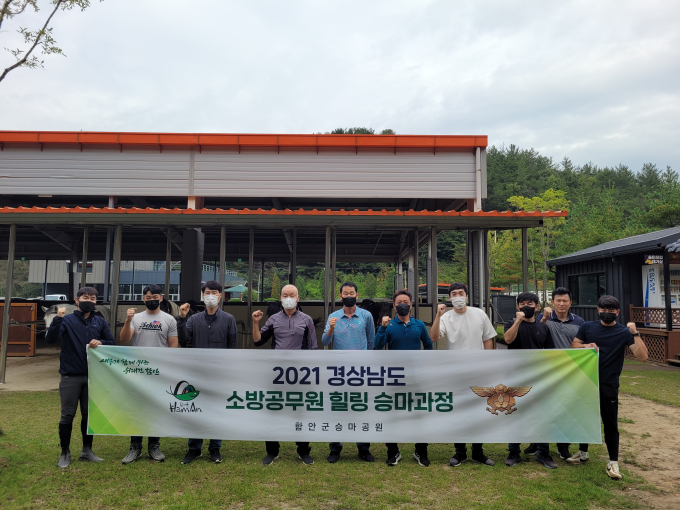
[569,273,606,306]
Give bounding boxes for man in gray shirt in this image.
[252,284,317,465]
[119,284,178,464]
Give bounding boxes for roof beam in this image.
[33,227,76,252]
[272,198,293,253]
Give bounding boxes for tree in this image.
[364,273,377,298]
[1,0,96,84]
[270,272,280,299]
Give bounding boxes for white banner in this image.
[88,346,602,444]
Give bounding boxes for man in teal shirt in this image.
[374,289,432,467]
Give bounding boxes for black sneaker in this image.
[413,452,430,467]
[523,443,538,455]
[386,452,402,466]
[181,450,202,465]
[298,453,314,465]
[471,452,495,466]
[536,453,558,469]
[122,446,142,465]
[359,451,375,462]
[262,453,279,466]
[327,452,340,463]
[209,449,223,463]
[449,453,467,467]
[558,448,571,460]
[505,453,521,467]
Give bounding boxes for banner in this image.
[87,347,601,444]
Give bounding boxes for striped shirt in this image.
[322,307,375,350]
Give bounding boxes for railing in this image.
[629,306,680,328]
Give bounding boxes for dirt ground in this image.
[0,347,60,391]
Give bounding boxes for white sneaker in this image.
[606,461,623,480]
[566,451,589,464]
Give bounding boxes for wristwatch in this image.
[632,332,641,337]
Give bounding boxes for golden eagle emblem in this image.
[470,384,532,415]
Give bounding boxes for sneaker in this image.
[209,449,222,464]
[566,451,589,465]
[536,453,558,469]
[606,461,623,480]
[262,453,279,466]
[79,445,103,463]
[523,443,538,455]
[298,453,314,465]
[327,452,340,463]
[58,449,71,468]
[386,452,402,466]
[122,446,142,465]
[359,451,375,462]
[413,452,430,467]
[471,452,495,466]
[505,453,521,467]
[558,447,571,460]
[148,445,166,462]
[449,453,467,467]
[181,450,202,465]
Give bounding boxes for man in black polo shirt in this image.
[503,292,556,469]
[569,295,648,480]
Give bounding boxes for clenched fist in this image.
[382,316,391,327]
[179,302,191,318]
[57,307,66,317]
[437,303,447,316]
[328,317,338,331]
[126,308,136,321]
[627,322,638,335]
[252,310,264,322]
[516,311,526,321]
[543,307,553,318]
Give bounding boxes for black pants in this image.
[579,388,619,461]
[386,443,428,457]
[329,442,370,454]
[454,443,484,456]
[131,436,160,448]
[266,441,310,456]
[58,375,92,449]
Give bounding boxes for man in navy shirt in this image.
[46,287,115,468]
[374,289,432,467]
[569,295,648,480]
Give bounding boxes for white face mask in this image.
[281,297,297,310]
[451,296,467,309]
[204,294,219,308]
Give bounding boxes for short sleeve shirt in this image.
[439,307,497,350]
[504,319,554,350]
[130,310,177,347]
[575,321,635,390]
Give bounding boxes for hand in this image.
[88,339,102,348]
[437,303,447,316]
[252,310,264,322]
[516,311,526,322]
[382,316,390,327]
[328,317,337,332]
[543,307,553,319]
[179,303,190,318]
[582,343,599,352]
[126,308,136,321]
[57,307,66,317]
[627,322,638,335]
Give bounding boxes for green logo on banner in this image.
[167,380,200,401]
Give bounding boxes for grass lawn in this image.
[0,391,647,510]
[620,370,680,407]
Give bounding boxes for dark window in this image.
[568,273,606,306]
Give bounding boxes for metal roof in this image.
[548,226,680,266]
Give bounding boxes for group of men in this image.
[47,277,648,480]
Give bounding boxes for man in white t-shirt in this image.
[430,282,496,468]
[119,283,178,465]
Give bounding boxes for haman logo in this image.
[470,384,532,415]
[167,380,200,401]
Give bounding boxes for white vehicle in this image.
[45,294,68,301]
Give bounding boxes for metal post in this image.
[331,228,337,313]
[0,224,17,384]
[43,259,49,298]
[165,229,172,299]
[396,260,403,290]
[324,226,331,338]
[521,227,529,293]
[290,227,297,285]
[80,228,89,289]
[248,227,254,348]
[219,226,226,300]
[69,251,77,301]
[664,250,672,331]
[478,229,484,311]
[103,228,112,302]
[109,225,122,338]
[413,227,419,319]
[484,230,491,318]
[430,227,438,336]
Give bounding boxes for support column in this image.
[330,228,337,313]
[521,227,529,293]
[103,196,115,303]
[396,260,403,290]
[165,230,172,299]
[109,225,122,336]
[430,227,438,334]
[180,229,205,302]
[290,227,297,285]
[0,224,17,384]
[68,251,77,301]
[413,227,419,319]
[80,228,89,289]
[219,226,226,298]
[478,229,485,311]
[324,226,331,343]
[407,233,415,296]
[484,230,491,318]
[248,228,254,347]
[664,250,673,332]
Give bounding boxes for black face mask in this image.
[599,312,617,324]
[395,303,411,317]
[78,300,96,313]
[342,296,357,308]
[520,305,535,319]
[145,300,160,311]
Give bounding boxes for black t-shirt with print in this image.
[504,319,555,350]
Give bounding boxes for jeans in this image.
[509,443,548,456]
[131,436,160,448]
[58,375,91,448]
[329,442,370,454]
[188,438,222,452]
[579,388,620,461]
[386,443,428,457]
[265,441,311,456]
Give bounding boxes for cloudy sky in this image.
[1,0,679,171]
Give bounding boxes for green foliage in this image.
[270,272,280,299]
[364,273,377,298]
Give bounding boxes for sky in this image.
[1,0,679,172]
